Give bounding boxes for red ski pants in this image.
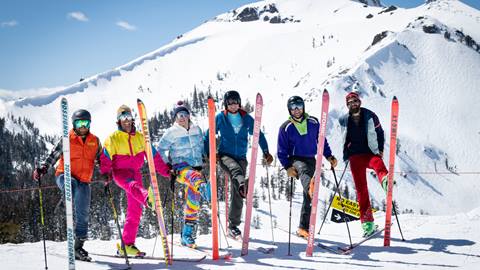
[349,153,388,223]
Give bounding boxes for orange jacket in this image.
[55,130,101,183]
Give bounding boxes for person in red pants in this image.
[339,92,389,237]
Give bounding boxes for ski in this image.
[241,93,263,256]
[306,89,330,257]
[136,99,172,265]
[316,243,346,255]
[228,233,276,254]
[207,97,220,260]
[171,241,232,260]
[61,98,76,270]
[91,252,206,262]
[339,226,385,253]
[384,96,399,246]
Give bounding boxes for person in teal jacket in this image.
[204,90,273,239]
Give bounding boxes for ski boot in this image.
[117,243,146,258]
[227,226,242,240]
[181,222,197,249]
[296,227,309,240]
[361,221,378,238]
[74,237,92,262]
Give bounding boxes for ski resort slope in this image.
[1,194,480,269]
[1,0,480,268]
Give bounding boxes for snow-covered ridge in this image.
[13,36,207,108]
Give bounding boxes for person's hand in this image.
[101,172,112,186]
[327,156,338,168]
[378,151,383,158]
[238,183,248,199]
[286,167,298,178]
[33,165,48,181]
[263,152,274,166]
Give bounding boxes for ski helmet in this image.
[223,90,241,109]
[71,109,91,125]
[287,96,305,112]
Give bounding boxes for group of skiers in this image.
[32,90,391,261]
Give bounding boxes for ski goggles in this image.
[226,98,240,105]
[118,112,134,121]
[176,111,190,119]
[74,119,91,129]
[288,102,304,111]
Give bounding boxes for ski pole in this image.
[317,161,349,235]
[37,175,49,270]
[392,201,405,241]
[331,166,353,248]
[105,184,131,269]
[170,173,175,260]
[287,176,294,256]
[265,165,275,247]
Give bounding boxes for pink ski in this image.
[306,89,330,257]
[241,93,263,256]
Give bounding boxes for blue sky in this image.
[1,0,479,91]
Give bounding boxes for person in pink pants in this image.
[100,105,170,256]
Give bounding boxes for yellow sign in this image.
[331,195,377,218]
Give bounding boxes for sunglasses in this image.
[227,99,240,105]
[118,113,134,121]
[288,102,304,111]
[347,99,360,106]
[74,119,90,129]
[176,111,190,119]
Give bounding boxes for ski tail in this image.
[384,96,399,246]
[61,98,76,270]
[207,97,219,260]
[306,89,330,257]
[136,99,172,265]
[241,93,263,256]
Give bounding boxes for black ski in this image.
[338,227,385,254]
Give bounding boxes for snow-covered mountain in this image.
[1,0,479,217]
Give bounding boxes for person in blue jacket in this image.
[277,95,337,239]
[204,90,274,239]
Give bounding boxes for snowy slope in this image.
[1,191,480,269]
[1,0,479,215]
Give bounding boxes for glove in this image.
[308,177,315,199]
[238,183,247,199]
[286,167,298,179]
[263,152,274,166]
[101,172,112,186]
[33,165,48,181]
[327,156,338,168]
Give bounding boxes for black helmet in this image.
[223,90,241,109]
[71,109,91,125]
[287,96,304,110]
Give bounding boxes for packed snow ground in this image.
[2,189,480,269]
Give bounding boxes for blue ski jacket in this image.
[204,109,269,160]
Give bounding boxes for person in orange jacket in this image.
[100,105,171,257]
[33,109,101,262]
